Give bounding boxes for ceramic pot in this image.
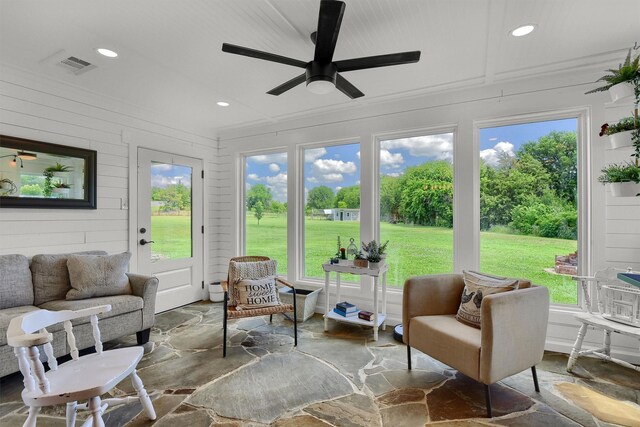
[608,130,634,149]
[354,258,368,268]
[609,82,635,103]
[609,182,640,197]
[368,261,381,269]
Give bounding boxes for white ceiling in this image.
[1,0,639,136]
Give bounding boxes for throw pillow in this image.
[456,270,519,328]
[228,260,278,305]
[0,254,33,309]
[31,251,108,305]
[66,252,132,300]
[233,276,280,310]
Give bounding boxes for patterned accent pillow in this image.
[66,252,132,300]
[456,270,519,329]
[233,276,280,310]
[228,260,278,305]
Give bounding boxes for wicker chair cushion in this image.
[228,260,277,305]
[234,276,280,310]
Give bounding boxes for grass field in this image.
[152,213,578,304]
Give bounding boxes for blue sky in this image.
[245,118,578,201]
[151,163,192,188]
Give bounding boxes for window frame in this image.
[473,107,591,308]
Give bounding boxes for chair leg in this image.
[131,369,156,420]
[88,396,105,427]
[485,384,492,418]
[531,366,540,392]
[136,328,151,345]
[407,345,412,370]
[24,406,40,427]
[293,288,298,346]
[66,401,77,427]
[270,314,273,323]
[223,291,228,358]
[567,322,587,372]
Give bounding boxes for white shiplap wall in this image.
[0,65,219,290]
[218,69,640,362]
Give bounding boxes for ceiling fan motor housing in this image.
[306,61,337,85]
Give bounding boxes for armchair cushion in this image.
[234,276,280,310]
[66,252,132,300]
[456,271,518,328]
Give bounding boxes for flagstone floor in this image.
[1,301,639,426]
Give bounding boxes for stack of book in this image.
[333,301,358,317]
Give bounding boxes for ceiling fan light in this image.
[17,150,37,160]
[307,79,335,95]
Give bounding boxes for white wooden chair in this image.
[567,268,640,373]
[6,305,156,427]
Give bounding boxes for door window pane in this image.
[150,163,192,261]
[244,152,288,275]
[380,133,454,287]
[479,118,578,305]
[304,143,360,279]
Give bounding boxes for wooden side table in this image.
[322,262,389,341]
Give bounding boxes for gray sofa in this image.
[0,251,158,378]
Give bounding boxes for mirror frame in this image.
[0,135,97,209]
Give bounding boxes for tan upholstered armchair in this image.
[403,274,549,418]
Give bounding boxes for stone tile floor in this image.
[1,301,639,426]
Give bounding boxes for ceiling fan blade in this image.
[335,51,421,72]
[313,0,345,63]
[267,73,307,96]
[336,74,364,99]
[222,43,307,68]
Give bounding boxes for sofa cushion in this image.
[66,252,132,300]
[456,271,518,328]
[31,251,108,305]
[0,305,41,346]
[39,295,143,326]
[410,314,482,380]
[0,254,34,309]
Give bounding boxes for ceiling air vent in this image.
[56,56,96,75]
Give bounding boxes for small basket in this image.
[597,283,640,327]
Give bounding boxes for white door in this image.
[137,148,204,313]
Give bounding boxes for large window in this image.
[244,152,288,275]
[379,132,454,287]
[479,118,578,305]
[304,143,360,279]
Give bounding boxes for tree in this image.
[380,175,402,222]
[270,200,285,215]
[253,201,264,225]
[335,185,360,208]
[519,131,577,205]
[399,161,453,227]
[246,184,272,210]
[152,183,191,212]
[307,185,334,209]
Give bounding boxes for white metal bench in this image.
[6,305,156,427]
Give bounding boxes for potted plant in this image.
[45,162,73,177]
[354,251,368,268]
[586,46,639,102]
[378,240,389,260]
[598,162,640,197]
[600,116,639,149]
[362,240,383,268]
[51,182,71,197]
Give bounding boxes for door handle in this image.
[139,239,155,246]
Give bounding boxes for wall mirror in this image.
[0,135,97,209]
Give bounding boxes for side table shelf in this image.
[322,262,389,341]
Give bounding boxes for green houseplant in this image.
[600,116,640,149]
[598,162,640,197]
[45,162,73,174]
[586,46,639,102]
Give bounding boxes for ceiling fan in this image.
[221,0,421,99]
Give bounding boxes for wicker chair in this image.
[221,256,297,357]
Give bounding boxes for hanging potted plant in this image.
[598,162,640,197]
[600,116,639,149]
[45,162,73,177]
[51,182,71,198]
[585,46,639,102]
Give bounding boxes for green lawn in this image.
[152,213,578,304]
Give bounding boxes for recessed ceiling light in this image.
[96,48,118,58]
[216,101,230,107]
[510,24,536,37]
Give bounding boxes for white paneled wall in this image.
[0,65,218,290]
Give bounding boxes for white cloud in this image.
[304,148,327,163]
[384,172,403,177]
[480,141,515,167]
[151,164,174,172]
[249,153,287,164]
[380,149,404,168]
[265,173,287,202]
[335,186,342,192]
[307,177,319,183]
[313,158,357,175]
[380,134,453,162]
[247,173,261,181]
[322,173,344,182]
[356,151,360,159]
[269,163,280,173]
[151,175,191,188]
